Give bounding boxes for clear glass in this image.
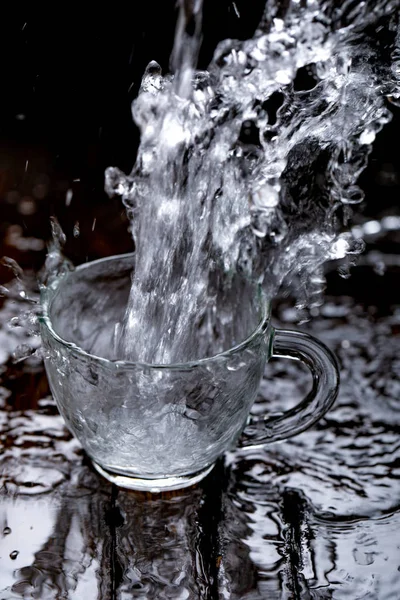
[40,254,339,492]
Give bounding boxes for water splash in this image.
[0,258,37,305]
[0,218,73,365]
[105,0,400,363]
[41,217,73,286]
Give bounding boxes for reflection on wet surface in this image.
[1,266,400,598]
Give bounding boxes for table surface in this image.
[1,249,400,598]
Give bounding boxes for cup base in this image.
[92,461,215,493]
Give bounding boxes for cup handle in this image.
[239,328,340,447]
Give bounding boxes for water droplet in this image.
[65,188,73,206]
[9,550,19,560]
[139,60,164,96]
[359,128,376,145]
[1,256,24,281]
[373,261,386,276]
[338,265,351,279]
[50,216,67,249]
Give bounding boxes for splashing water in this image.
[101,0,399,364]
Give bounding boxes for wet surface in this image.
[0,258,399,598]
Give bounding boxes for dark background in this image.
[0,1,398,281]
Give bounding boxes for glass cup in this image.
[40,253,339,492]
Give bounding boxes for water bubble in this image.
[3,527,11,535]
[341,186,365,205]
[9,550,19,560]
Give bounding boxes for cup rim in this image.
[40,253,271,371]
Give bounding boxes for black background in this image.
[0,1,398,276]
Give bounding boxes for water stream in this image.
[104,0,399,364]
